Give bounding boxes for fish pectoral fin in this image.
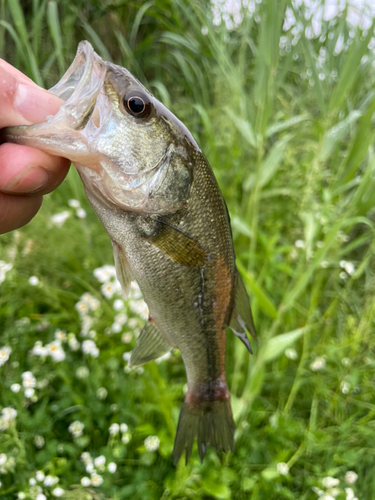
[229,270,258,354]
[147,220,207,267]
[128,321,173,368]
[112,241,132,297]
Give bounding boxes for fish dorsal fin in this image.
[147,220,207,267]
[128,320,173,368]
[229,270,257,353]
[112,241,132,297]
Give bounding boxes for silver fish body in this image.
[1,41,257,464]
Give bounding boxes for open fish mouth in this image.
[48,40,106,127]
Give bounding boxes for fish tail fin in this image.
[172,392,235,466]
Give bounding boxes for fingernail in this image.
[14,83,62,123]
[2,166,49,193]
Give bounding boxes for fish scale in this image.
[1,40,257,465]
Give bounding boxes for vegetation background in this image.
[0,0,375,498]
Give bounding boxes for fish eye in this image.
[123,90,152,119]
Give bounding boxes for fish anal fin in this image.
[112,241,132,297]
[128,320,173,368]
[148,220,207,267]
[229,270,258,353]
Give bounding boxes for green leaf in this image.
[263,326,309,363]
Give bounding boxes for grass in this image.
[1,0,375,498]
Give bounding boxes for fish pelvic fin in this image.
[128,320,173,368]
[172,384,235,466]
[229,269,258,354]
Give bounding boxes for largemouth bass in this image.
[1,41,257,465]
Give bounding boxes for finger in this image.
[0,192,42,234]
[0,143,70,195]
[0,59,63,128]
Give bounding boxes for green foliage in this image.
[1,0,375,498]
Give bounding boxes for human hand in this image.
[0,59,70,234]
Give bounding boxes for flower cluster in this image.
[312,472,358,500]
[31,333,66,363]
[108,422,132,444]
[80,452,117,487]
[310,356,326,372]
[0,407,17,431]
[0,453,15,475]
[75,292,100,337]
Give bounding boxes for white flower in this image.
[54,330,67,342]
[284,348,298,360]
[101,280,121,299]
[144,435,160,452]
[75,301,89,316]
[115,313,128,326]
[123,352,131,362]
[94,455,106,468]
[0,454,7,466]
[342,357,351,367]
[22,371,36,388]
[345,487,356,500]
[76,366,89,379]
[109,423,120,435]
[320,260,329,268]
[113,299,124,311]
[80,293,100,311]
[82,340,99,358]
[29,478,37,486]
[36,471,45,482]
[341,381,350,394]
[122,432,131,444]
[120,423,128,433]
[68,199,80,208]
[96,387,107,400]
[36,494,47,500]
[68,335,80,351]
[34,436,45,448]
[86,462,94,474]
[25,388,35,398]
[93,265,116,284]
[327,488,340,498]
[310,357,326,371]
[277,462,289,475]
[108,462,117,473]
[129,282,142,300]
[51,211,70,227]
[18,493,26,499]
[339,260,347,268]
[44,475,58,486]
[45,341,66,362]
[0,407,17,429]
[121,333,132,344]
[0,261,13,284]
[52,487,64,497]
[29,276,39,286]
[0,346,11,367]
[322,477,340,488]
[129,299,149,320]
[81,477,91,487]
[294,239,305,248]
[90,473,103,487]
[80,316,93,336]
[345,471,358,484]
[344,262,355,275]
[80,452,92,465]
[68,420,84,438]
[76,208,87,219]
[112,322,122,333]
[32,341,48,357]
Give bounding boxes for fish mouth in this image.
[48,40,106,130]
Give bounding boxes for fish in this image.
[1,41,257,465]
